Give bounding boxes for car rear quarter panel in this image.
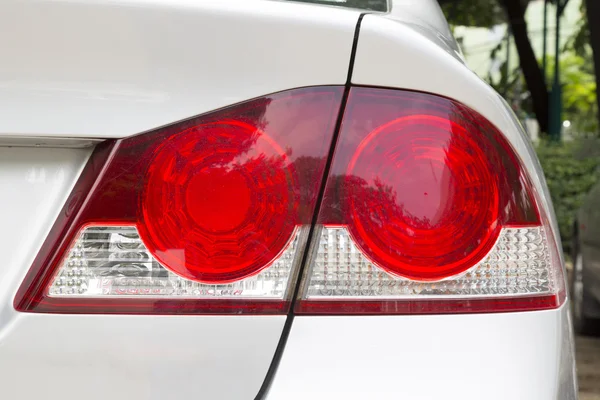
[266,306,574,400]
[263,13,576,400]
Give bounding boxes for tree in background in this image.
[501,0,550,132]
[441,0,505,26]
[557,54,597,135]
[440,0,550,133]
[585,0,600,128]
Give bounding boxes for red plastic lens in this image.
[345,115,501,280]
[139,120,298,283]
[319,88,539,281]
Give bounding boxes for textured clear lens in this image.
[49,226,302,299]
[304,226,555,299]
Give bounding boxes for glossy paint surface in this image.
[0,0,358,138]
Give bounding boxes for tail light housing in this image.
[14,87,344,314]
[296,88,565,314]
[15,86,565,316]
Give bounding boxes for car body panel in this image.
[265,10,576,400]
[0,314,285,399]
[266,305,572,400]
[387,0,459,54]
[0,0,359,138]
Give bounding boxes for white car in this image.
[0,0,577,399]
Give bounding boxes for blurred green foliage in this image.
[536,140,600,254]
[565,0,589,58]
[561,55,598,135]
[542,53,598,134]
[442,0,505,27]
[489,52,597,136]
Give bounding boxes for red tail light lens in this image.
[345,114,504,280]
[139,119,299,283]
[15,87,343,314]
[297,88,563,314]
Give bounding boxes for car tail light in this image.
[14,87,343,314]
[296,87,566,314]
[15,86,565,316]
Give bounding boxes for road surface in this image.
[578,335,600,399]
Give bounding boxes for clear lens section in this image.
[303,226,555,299]
[49,226,302,299]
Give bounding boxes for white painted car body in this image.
[0,0,577,399]
[0,0,357,137]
